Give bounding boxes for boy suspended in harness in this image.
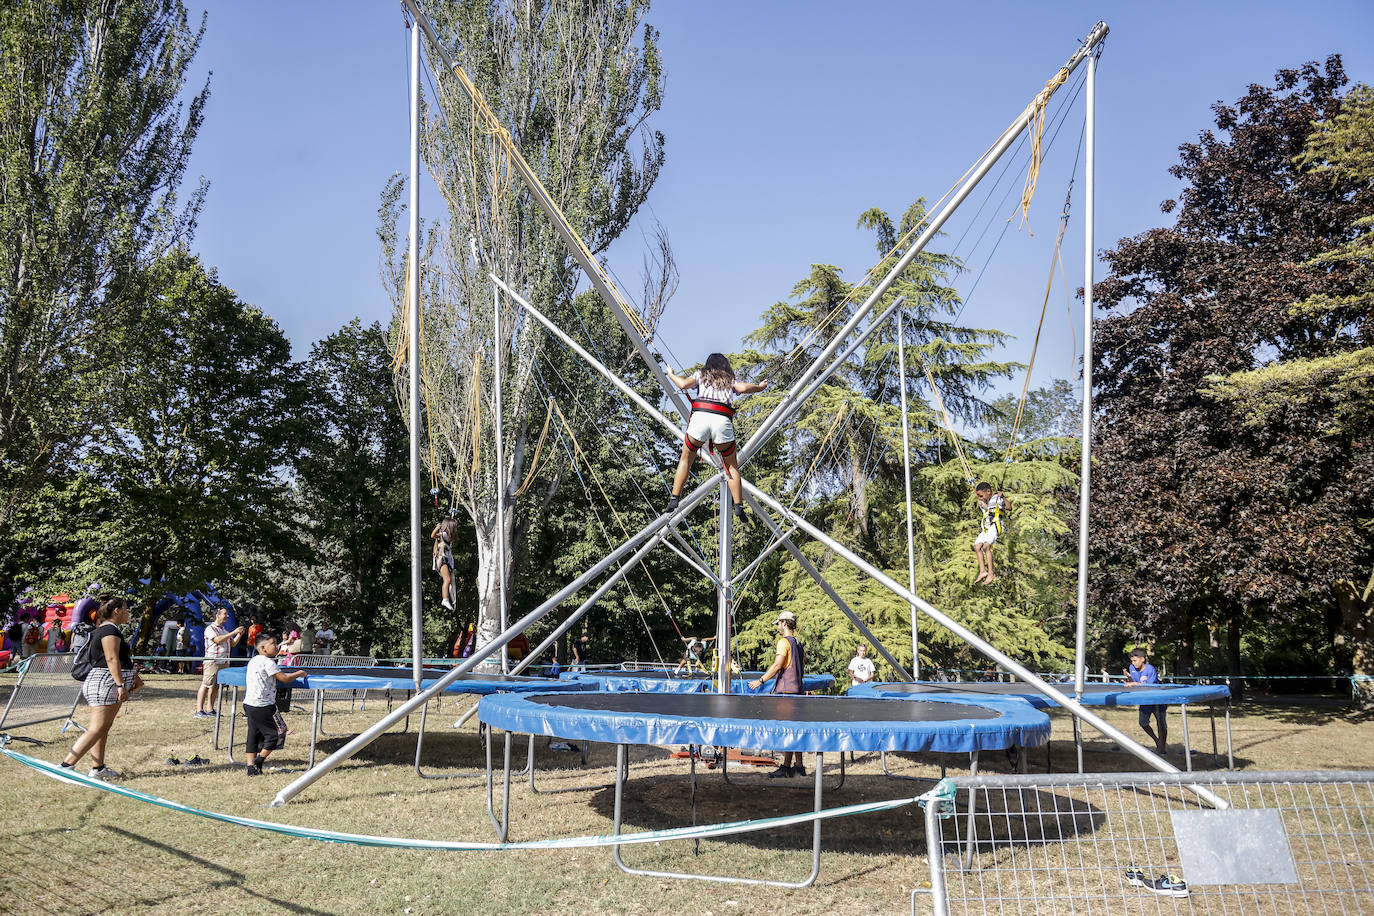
[973,481,1009,585]
[664,353,768,522]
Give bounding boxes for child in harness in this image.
[664,354,768,521]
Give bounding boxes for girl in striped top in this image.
[664,353,767,520]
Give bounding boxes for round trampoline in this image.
[480,691,1048,753]
[560,668,836,695]
[848,680,1234,771]
[476,691,1048,888]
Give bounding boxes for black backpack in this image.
[71,636,95,681]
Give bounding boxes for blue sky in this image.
[183,1,1374,398]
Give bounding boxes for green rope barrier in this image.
[2,747,916,852]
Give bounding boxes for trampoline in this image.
[560,668,836,694]
[476,691,1050,887]
[848,680,1234,771]
[214,666,596,772]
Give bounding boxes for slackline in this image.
[2,747,917,851]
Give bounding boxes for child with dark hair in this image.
[1124,646,1168,754]
[972,481,1009,584]
[664,354,768,520]
[243,632,306,776]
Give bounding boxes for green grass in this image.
[1,674,1370,915]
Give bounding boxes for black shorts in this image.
[244,703,287,755]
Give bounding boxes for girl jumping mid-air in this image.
[431,512,460,610]
[664,353,767,521]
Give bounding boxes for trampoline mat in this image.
[479,690,1051,753]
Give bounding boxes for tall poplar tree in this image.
[379,0,667,663]
[0,0,207,603]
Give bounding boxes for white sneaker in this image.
[89,766,121,781]
[441,598,454,610]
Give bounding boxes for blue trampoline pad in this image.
[217,665,597,696]
[561,669,835,695]
[847,680,1230,708]
[478,692,1050,754]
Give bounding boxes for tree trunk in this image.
[133,560,166,654]
[471,504,517,672]
[1175,605,1196,677]
[1336,575,1374,706]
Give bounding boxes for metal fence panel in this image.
[0,653,83,733]
[923,771,1374,915]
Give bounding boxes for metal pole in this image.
[744,21,1108,464]
[407,15,424,688]
[716,482,732,693]
[1073,44,1098,773]
[741,479,1227,808]
[493,283,509,673]
[897,308,920,678]
[272,479,718,806]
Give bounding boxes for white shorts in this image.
[685,410,736,449]
[975,527,999,547]
[83,667,135,707]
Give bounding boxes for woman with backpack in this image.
[61,597,143,780]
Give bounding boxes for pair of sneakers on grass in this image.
[766,760,806,779]
[1126,866,1189,897]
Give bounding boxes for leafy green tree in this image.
[1203,82,1374,679]
[0,0,207,605]
[1090,58,1371,676]
[379,0,667,664]
[70,250,303,650]
[235,320,415,656]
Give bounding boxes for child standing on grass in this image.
[664,354,768,521]
[243,632,306,776]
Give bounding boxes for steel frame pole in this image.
[272,479,718,806]
[741,479,1227,808]
[1073,44,1098,773]
[744,22,1107,465]
[407,16,424,687]
[493,283,509,673]
[897,308,921,678]
[716,482,733,693]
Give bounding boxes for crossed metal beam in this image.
[271,16,1216,807]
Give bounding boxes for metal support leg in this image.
[919,789,950,916]
[961,750,980,871]
[213,686,224,750]
[1180,706,1192,772]
[613,745,824,887]
[414,698,485,781]
[484,725,513,842]
[308,691,321,768]
[223,687,242,763]
[1209,704,1220,765]
[1224,700,1234,770]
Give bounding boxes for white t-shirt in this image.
[315,628,335,651]
[204,623,229,660]
[848,655,875,685]
[245,654,281,708]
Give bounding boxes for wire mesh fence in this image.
[919,770,1374,915]
[0,653,83,735]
